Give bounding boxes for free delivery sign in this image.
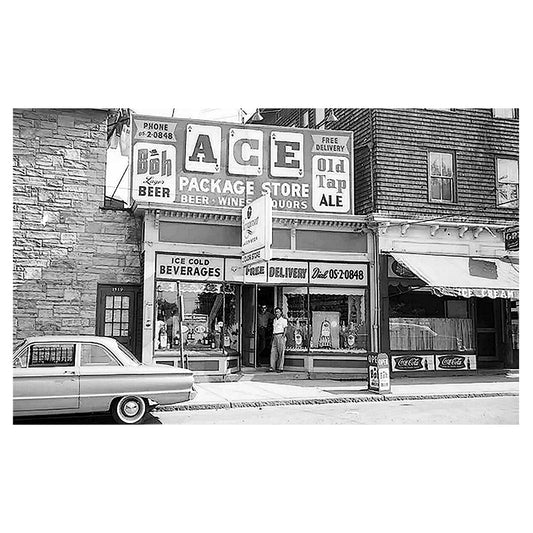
[130,114,354,215]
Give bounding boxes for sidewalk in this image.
[155,369,519,412]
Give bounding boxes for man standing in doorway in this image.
[269,307,288,373]
[257,304,273,365]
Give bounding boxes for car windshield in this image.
[115,342,141,366]
[13,340,27,355]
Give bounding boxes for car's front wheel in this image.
[111,396,147,424]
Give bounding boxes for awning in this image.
[390,253,519,299]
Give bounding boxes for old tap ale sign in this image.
[130,115,354,215]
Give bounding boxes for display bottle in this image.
[346,321,356,349]
[294,319,303,349]
[160,327,168,350]
[340,321,346,349]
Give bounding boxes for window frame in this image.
[428,150,457,204]
[279,284,371,355]
[79,342,122,367]
[27,343,77,368]
[492,108,518,119]
[495,156,519,209]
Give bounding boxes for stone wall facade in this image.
[13,108,142,344]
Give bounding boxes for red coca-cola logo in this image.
[394,356,423,370]
[437,355,465,369]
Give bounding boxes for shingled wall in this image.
[13,109,142,344]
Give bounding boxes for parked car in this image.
[13,335,195,424]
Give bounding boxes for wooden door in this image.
[96,284,142,361]
[475,298,503,369]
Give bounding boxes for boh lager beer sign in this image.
[129,114,354,215]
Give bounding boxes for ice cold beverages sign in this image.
[130,115,354,215]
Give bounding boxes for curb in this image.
[154,390,519,412]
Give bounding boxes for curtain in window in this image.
[389,317,473,351]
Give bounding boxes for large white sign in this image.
[156,254,224,281]
[131,115,354,214]
[132,143,176,203]
[309,262,368,286]
[312,155,350,213]
[241,194,272,265]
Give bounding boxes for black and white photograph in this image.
[12,107,520,425]
[4,3,530,533]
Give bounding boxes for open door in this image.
[242,285,257,367]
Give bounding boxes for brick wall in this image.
[13,109,142,344]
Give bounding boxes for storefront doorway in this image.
[475,298,505,369]
[241,285,275,367]
[256,286,275,366]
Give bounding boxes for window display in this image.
[155,280,240,355]
[280,287,309,351]
[388,285,474,352]
[280,286,369,353]
[309,287,368,352]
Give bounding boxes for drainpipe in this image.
[368,108,381,352]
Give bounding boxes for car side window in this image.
[13,349,28,368]
[29,344,76,367]
[80,344,120,366]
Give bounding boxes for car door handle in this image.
[63,370,76,375]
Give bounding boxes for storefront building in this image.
[376,219,519,373]
[130,115,376,377]
[256,108,520,375]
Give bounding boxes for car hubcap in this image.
[123,400,140,417]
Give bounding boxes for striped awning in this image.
[390,253,519,299]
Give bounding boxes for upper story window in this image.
[429,152,455,203]
[493,108,518,119]
[496,158,519,209]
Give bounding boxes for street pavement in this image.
[14,370,518,424]
[153,395,519,424]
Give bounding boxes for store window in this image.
[429,151,455,203]
[155,281,180,350]
[155,281,240,355]
[281,287,310,352]
[309,287,368,352]
[496,158,519,209]
[279,286,369,353]
[388,285,474,352]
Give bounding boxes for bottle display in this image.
[318,319,332,349]
[160,326,168,350]
[340,321,347,349]
[294,319,303,349]
[346,321,356,349]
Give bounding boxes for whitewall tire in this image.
[111,396,147,424]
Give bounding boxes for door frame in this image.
[96,283,143,360]
[241,284,258,367]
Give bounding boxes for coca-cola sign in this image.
[437,355,466,370]
[394,356,423,371]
